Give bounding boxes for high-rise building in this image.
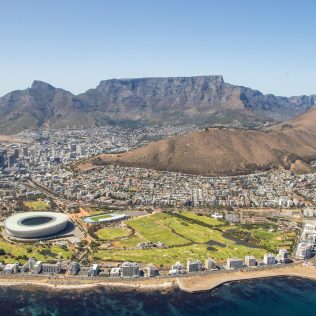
[41,262,62,274]
[226,258,243,269]
[68,262,80,275]
[0,151,5,168]
[22,147,29,156]
[205,258,217,270]
[187,259,203,273]
[33,261,42,274]
[278,249,290,263]
[263,253,275,265]
[296,242,314,260]
[88,264,99,276]
[121,262,139,277]
[245,256,257,267]
[146,264,157,277]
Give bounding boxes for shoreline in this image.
[0,277,177,293]
[177,265,316,293]
[1,264,316,293]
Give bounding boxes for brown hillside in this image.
[289,105,316,130]
[79,106,316,176]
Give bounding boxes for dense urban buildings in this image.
[0,126,316,281]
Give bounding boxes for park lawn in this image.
[244,228,297,252]
[0,236,73,264]
[96,227,131,241]
[112,235,145,248]
[24,200,49,211]
[157,214,221,243]
[94,244,211,266]
[93,212,275,265]
[48,245,73,260]
[127,213,190,246]
[93,243,267,266]
[181,211,224,226]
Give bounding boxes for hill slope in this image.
[0,76,315,133]
[82,105,316,176]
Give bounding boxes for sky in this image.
[0,0,315,97]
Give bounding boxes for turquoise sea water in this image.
[1,277,316,316]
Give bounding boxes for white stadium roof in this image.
[4,211,69,239]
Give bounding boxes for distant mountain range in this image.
[80,105,316,176]
[0,76,315,134]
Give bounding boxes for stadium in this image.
[4,212,69,239]
[84,213,127,224]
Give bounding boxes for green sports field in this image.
[90,214,113,221]
[96,227,132,241]
[92,211,297,265]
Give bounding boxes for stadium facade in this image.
[4,212,69,238]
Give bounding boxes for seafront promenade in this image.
[1,263,316,293]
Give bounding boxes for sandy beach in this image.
[177,265,316,293]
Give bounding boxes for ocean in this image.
[1,277,316,316]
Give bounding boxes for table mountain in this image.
[0,76,315,134]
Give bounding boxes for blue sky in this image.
[0,0,315,96]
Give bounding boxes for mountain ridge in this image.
[0,76,315,134]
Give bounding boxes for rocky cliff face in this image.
[0,76,314,133]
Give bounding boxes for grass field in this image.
[96,227,131,241]
[24,200,50,211]
[127,213,189,246]
[90,214,113,221]
[0,234,73,264]
[248,228,296,251]
[92,211,297,265]
[180,211,224,226]
[94,243,267,266]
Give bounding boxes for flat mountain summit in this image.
[80,105,316,176]
[0,76,315,134]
